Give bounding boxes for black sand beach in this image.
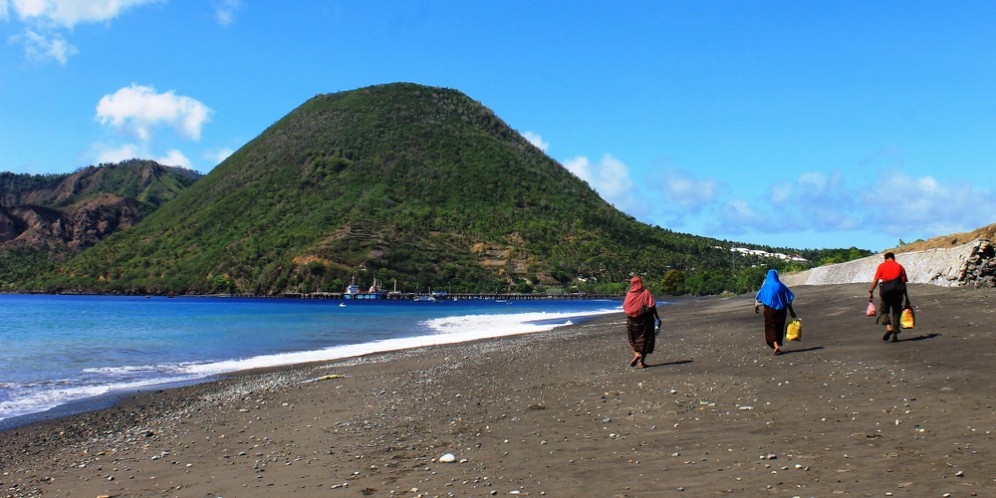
[1,283,993,497]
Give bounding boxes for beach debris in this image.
[438,453,457,463]
[301,374,344,383]
[760,453,777,460]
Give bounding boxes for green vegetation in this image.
[803,247,874,267]
[0,160,199,214]
[0,160,201,289]
[5,84,869,296]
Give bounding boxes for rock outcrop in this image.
[0,160,199,253]
[0,196,143,250]
[783,238,995,288]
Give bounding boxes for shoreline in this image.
[1,305,625,433]
[1,284,993,497]
[0,298,620,427]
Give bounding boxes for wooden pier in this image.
[285,292,619,301]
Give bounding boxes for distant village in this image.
[728,246,809,262]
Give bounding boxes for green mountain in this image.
[0,160,200,286]
[12,83,852,296]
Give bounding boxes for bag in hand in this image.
[865,301,877,317]
[900,307,915,329]
[786,319,802,341]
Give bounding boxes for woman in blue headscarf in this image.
[753,269,797,355]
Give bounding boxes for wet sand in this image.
[1,283,993,497]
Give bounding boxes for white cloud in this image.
[212,0,241,26]
[769,180,792,204]
[563,154,633,200]
[156,149,192,169]
[11,28,77,64]
[91,142,193,169]
[2,0,159,64]
[701,168,992,246]
[861,170,996,238]
[728,199,757,220]
[777,171,860,231]
[723,199,762,230]
[522,131,549,152]
[8,0,160,28]
[660,169,720,213]
[204,147,234,165]
[96,84,212,142]
[89,85,211,170]
[93,142,142,165]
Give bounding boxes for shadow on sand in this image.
[643,359,693,368]
[778,346,825,355]
[896,332,941,342]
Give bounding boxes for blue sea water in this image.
[0,294,620,426]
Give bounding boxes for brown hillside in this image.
[891,223,996,253]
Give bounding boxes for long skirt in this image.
[763,306,788,349]
[626,313,655,355]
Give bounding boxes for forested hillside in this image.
[0,160,200,286]
[9,84,864,296]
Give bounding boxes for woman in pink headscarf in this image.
[623,276,660,368]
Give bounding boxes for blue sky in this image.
[2,1,994,252]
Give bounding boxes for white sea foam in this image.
[82,364,184,375]
[182,309,617,376]
[0,307,618,422]
[0,375,199,422]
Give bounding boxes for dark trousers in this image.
[879,291,904,329]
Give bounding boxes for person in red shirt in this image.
[868,252,909,342]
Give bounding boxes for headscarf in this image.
[755,269,794,310]
[623,276,656,317]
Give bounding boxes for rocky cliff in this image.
[0,161,199,252]
[782,225,996,288]
[0,196,142,250]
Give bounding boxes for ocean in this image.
[0,294,620,428]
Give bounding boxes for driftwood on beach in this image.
[1,283,993,497]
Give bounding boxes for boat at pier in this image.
[344,278,386,300]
